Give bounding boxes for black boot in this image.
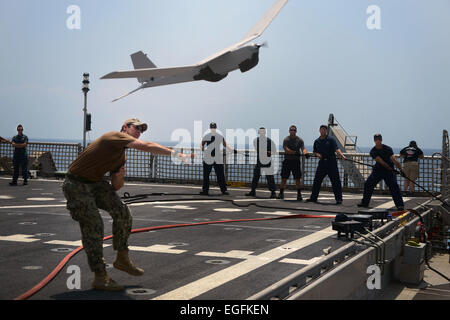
[270,191,277,199]
[246,190,256,197]
[277,189,284,199]
[297,189,303,201]
[357,202,368,208]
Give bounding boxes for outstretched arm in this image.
[222,140,236,153]
[127,139,194,160]
[336,148,346,160]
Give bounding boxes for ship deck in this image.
[0,177,437,300]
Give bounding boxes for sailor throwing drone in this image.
[62,118,194,291]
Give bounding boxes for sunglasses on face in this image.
[289,129,296,132]
[132,125,144,133]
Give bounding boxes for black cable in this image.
[124,190,450,281]
[408,209,450,282]
[424,252,450,282]
[343,157,449,208]
[399,173,449,208]
[122,192,345,215]
[345,157,450,281]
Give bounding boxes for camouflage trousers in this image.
[62,176,132,273]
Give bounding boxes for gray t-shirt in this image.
[283,136,304,160]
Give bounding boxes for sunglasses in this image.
[289,129,297,132]
[132,125,144,133]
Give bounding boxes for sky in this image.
[0,0,449,149]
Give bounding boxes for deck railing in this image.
[0,142,445,195]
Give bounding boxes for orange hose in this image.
[14,212,334,300]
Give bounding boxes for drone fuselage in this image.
[142,45,260,87]
[205,45,260,77]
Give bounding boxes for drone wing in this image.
[238,0,289,47]
[111,85,145,102]
[196,0,288,65]
[107,67,201,102]
[101,65,198,81]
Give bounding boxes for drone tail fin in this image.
[131,51,157,83]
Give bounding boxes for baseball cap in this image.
[374,133,382,140]
[124,118,148,133]
[210,122,217,129]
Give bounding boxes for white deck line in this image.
[151,201,396,300]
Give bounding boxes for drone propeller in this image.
[256,41,269,48]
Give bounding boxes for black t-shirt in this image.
[400,146,423,163]
[370,144,394,171]
[313,136,338,160]
[283,136,304,160]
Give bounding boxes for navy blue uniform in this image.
[310,136,342,202]
[11,134,29,183]
[361,144,404,208]
[201,133,227,193]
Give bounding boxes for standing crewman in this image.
[9,124,29,186]
[278,125,308,201]
[62,118,194,291]
[399,140,424,194]
[246,127,277,198]
[358,134,405,210]
[200,122,234,195]
[307,125,346,205]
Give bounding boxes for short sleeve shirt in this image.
[400,146,423,163]
[283,136,304,160]
[68,131,136,182]
[12,134,28,158]
[313,136,338,160]
[370,144,394,171]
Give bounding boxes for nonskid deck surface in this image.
[0,177,427,300]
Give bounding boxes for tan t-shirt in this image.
[68,131,136,182]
